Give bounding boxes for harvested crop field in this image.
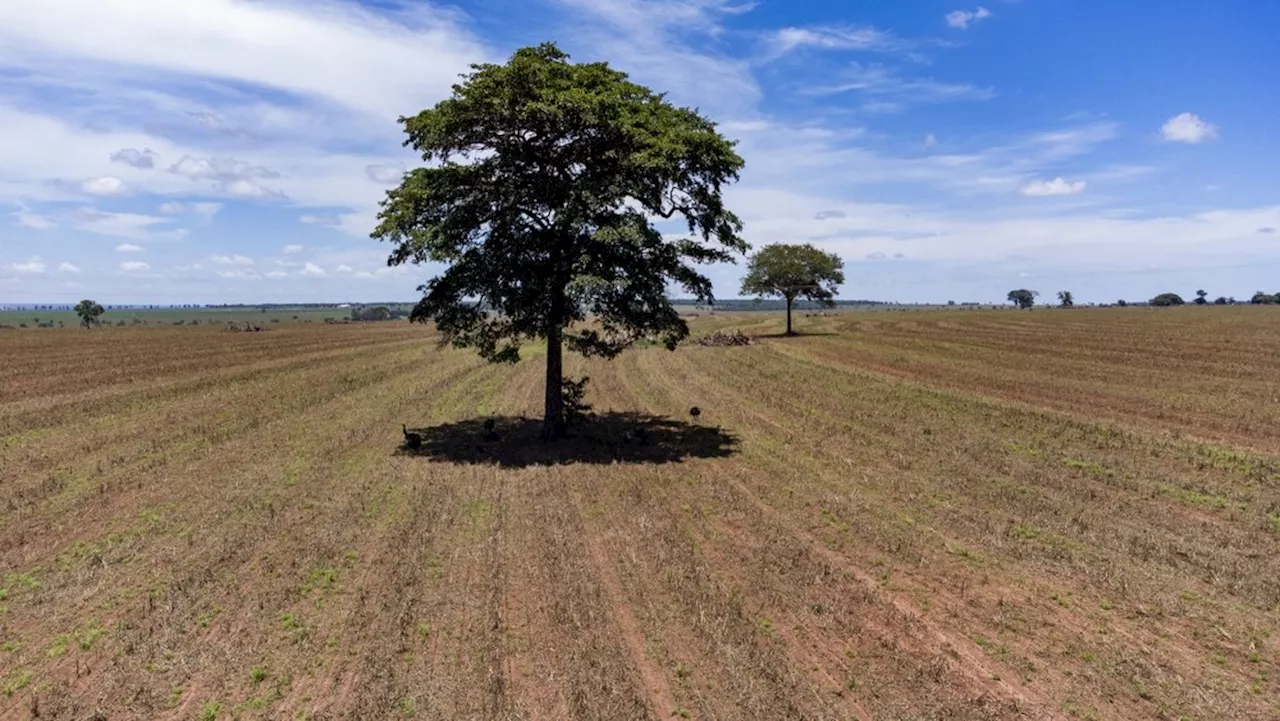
[3,308,1280,720]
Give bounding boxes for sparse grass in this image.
[6,310,1280,719]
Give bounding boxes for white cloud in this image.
[336,264,355,273]
[264,270,288,279]
[210,254,255,267]
[301,262,327,277]
[12,205,56,230]
[61,207,186,241]
[0,0,490,121]
[366,163,405,184]
[216,269,260,280]
[115,243,145,252]
[1161,112,1218,143]
[220,178,286,199]
[300,214,343,227]
[946,6,992,29]
[1019,177,1087,196]
[924,133,938,148]
[810,63,995,104]
[768,26,907,56]
[119,261,150,273]
[157,201,223,222]
[168,155,280,182]
[58,262,81,274]
[80,176,130,196]
[110,148,158,169]
[11,257,45,274]
[282,244,304,254]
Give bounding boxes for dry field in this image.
[3,308,1280,720]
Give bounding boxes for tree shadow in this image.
[396,412,739,468]
[754,331,839,339]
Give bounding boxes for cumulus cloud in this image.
[1020,177,1087,196]
[300,214,343,227]
[58,262,81,274]
[11,257,45,274]
[366,163,405,184]
[110,148,159,169]
[946,7,992,29]
[115,243,145,252]
[1161,112,1218,143]
[210,254,255,267]
[301,262,326,277]
[168,156,286,199]
[119,261,151,273]
[81,176,130,196]
[282,244,304,254]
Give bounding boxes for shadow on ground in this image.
[396,412,739,468]
[754,331,838,339]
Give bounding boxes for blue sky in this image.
[1,0,1277,305]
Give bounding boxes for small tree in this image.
[1007,289,1038,310]
[1116,299,1128,307]
[73,299,105,328]
[1057,290,1074,308]
[1194,289,1208,305]
[372,43,746,440]
[1214,296,1228,305]
[740,244,844,336]
[1251,291,1275,305]
[1150,293,1185,307]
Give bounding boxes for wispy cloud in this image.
[11,256,45,274]
[81,176,130,196]
[210,254,255,267]
[767,25,910,57]
[110,148,158,169]
[807,63,995,105]
[115,243,145,252]
[58,262,81,274]
[119,260,151,273]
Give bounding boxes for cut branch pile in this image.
[696,330,756,347]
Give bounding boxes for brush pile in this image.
[696,330,755,347]
[225,321,270,333]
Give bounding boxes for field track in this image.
[3,308,1280,719]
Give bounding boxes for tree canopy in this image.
[1007,289,1038,309]
[740,243,844,335]
[1057,290,1074,308]
[1150,293,1186,307]
[73,299,104,328]
[371,43,746,439]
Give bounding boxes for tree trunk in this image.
[785,295,795,336]
[543,280,568,441]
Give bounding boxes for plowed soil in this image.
[3,308,1279,719]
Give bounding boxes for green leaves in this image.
[740,244,845,304]
[372,42,746,363]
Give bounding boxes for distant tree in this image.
[1214,296,1229,305]
[73,299,105,328]
[1007,289,1038,310]
[1057,290,1074,308]
[1116,299,1128,307]
[741,243,845,336]
[1251,291,1275,305]
[1194,289,1208,305]
[1273,292,1280,304]
[1150,293,1185,307]
[371,43,746,440]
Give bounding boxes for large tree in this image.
[372,43,746,440]
[740,244,844,336]
[73,299,104,328]
[1007,289,1038,310]
[1057,290,1074,308]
